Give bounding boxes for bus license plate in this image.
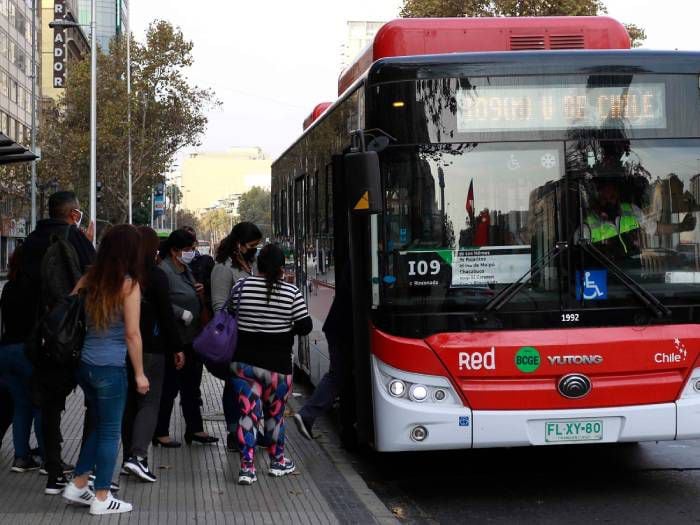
[544,420,603,443]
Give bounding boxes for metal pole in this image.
[126,11,132,223]
[150,187,154,228]
[30,0,37,230]
[89,0,97,245]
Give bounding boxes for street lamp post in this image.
[30,0,37,231]
[49,2,97,246]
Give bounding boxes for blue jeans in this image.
[0,343,43,459]
[75,363,127,491]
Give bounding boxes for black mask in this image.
[242,250,256,263]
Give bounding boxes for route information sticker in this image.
[451,246,531,286]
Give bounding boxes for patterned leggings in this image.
[230,362,292,471]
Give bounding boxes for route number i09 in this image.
[408,260,440,276]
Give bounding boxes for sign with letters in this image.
[53,0,67,89]
[457,83,666,132]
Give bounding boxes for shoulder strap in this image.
[225,278,247,314]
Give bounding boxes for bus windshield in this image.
[381,139,700,321]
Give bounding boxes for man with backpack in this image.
[20,191,96,495]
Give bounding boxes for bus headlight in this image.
[377,358,461,405]
[409,384,428,402]
[388,379,406,397]
[680,367,700,398]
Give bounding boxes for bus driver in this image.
[579,178,696,261]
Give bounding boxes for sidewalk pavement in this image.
[0,371,397,525]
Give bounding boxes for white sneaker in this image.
[62,481,95,506]
[89,493,133,515]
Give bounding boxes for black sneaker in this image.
[123,456,156,482]
[45,474,69,495]
[237,468,257,485]
[11,456,41,473]
[269,458,296,477]
[292,413,313,440]
[88,474,120,493]
[39,460,74,476]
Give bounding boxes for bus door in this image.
[294,174,311,372]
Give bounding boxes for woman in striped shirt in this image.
[229,244,312,485]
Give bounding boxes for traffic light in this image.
[96,181,103,203]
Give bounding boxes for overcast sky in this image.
[130,0,700,162]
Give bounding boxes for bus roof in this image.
[338,16,630,96]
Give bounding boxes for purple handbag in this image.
[193,279,245,377]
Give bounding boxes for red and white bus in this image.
[272,17,700,451]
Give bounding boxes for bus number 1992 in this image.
[561,313,580,322]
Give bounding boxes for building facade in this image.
[340,21,385,71]
[78,0,126,51]
[180,147,271,215]
[0,0,41,271]
[40,0,89,101]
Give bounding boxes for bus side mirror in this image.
[344,150,382,214]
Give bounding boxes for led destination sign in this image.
[457,83,666,132]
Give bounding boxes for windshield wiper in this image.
[578,240,671,318]
[481,241,568,314]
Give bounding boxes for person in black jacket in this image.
[19,191,96,494]
[121,227,185,482]
[0,245,43,472]
[230,244,312,485]
[293,265,352,441]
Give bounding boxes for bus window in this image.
[382,142,563,311]
[326,164,334,235]
[567,138,700,305]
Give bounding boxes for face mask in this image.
[72,209,83,229]
[243,250,256,263]
[179,250,196,265]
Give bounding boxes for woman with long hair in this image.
[211,222,262,311]
[0,244,43,473]
[62,225,149,515]
[229,244,312,485]
[154,229,217,446]
[121,226,184,482]
[210,222,262,449]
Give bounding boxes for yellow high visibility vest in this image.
[586,203,640,253]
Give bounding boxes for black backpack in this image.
[27,292,86,367]
[25,227,85,367]
[40,228,82,310]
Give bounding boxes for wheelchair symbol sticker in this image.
[576,270,608,300]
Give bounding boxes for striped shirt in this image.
[232,276,311,374]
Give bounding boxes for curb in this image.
[288,396,399,524]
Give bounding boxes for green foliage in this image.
[199,208,232,244]
[400,0,646,46]
[401,0,606,17]
[624,23,646,48]
[37,20,219,224]
[237,186,271,239]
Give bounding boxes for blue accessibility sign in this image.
[576,269,608,300]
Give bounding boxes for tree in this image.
[36,20,218,224]
[199,209,233,245]
[237,186,271,239]
[400,0,646,46]
[624,24,646,48]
